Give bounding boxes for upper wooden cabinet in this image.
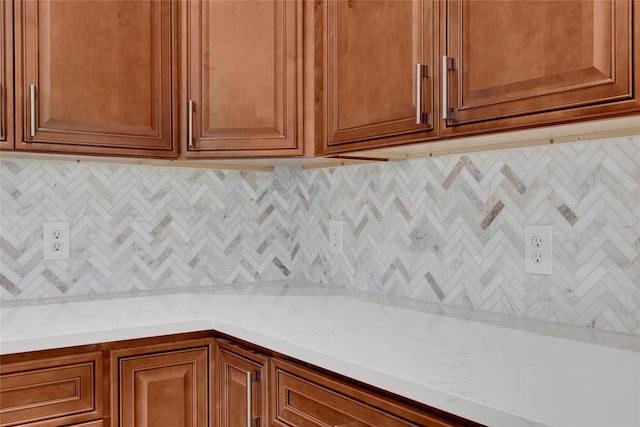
[14,0,177,157]
[321,0,639,154]
[2,0,638,159]
[323,0,436,154]
[0,0,12,149]
[440,0,639,135]
[185,0,304,158]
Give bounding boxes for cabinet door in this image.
[0,352,103,427]
[112,340,213,427]
[324,0,435,154]
[0,0,12,149]
[186,0,303,157]
[68,421,104,427]
[442,0,639,132]
[271,359,470,427]
[217,340,268,427]
[14,0,176,157]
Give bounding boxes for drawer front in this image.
[272,362,461,427]
[72,421,104,427]
[273,369,417,427]
[0,352,103,427]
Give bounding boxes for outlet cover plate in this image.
[43,221,70,260]
[524,225,552,275]
[328,220,343,255]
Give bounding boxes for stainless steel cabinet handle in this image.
[29,84,36,137]
[246,371,257,427]
[441,56,452,121]
[415,63,423,124]
[441,56,448,120]
[188,99,194,149]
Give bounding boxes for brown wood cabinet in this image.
[69,421,104,427]
[270,358,472,427]
[0,0,12,149]
[440,0,640,136]
[3,0,638,160]
[13,0,177,157]
[110,338,214,427]
[321,0,639,154]
[0,352,104,427]
[216,340,269,427]
[0,332,483,427]
[184,0,304,158]
[323,0,437,154]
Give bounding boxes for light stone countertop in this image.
[1,281,639,427]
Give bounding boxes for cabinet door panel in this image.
[444,0,636,127]
[273,368,421,427]
[116,347,209,427]
[325,0,435,151]
[217,341,268,427]
[0,352,103,427]
[271,359,464,427]
[71,422,104,427]
[0,0,13,149]
[188,0,301,156]
[15,0,175,155]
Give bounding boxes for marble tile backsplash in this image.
[291,136,640,335]
[1,135,639,335]
[0,162,293,298]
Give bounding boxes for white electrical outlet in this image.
[43,221,70,260]
[524,225,552,275]
[328,220,343,255]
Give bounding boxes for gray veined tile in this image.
[500,164,527,195]
[272,257,290,276]
[0,274,20,297]
[150,215,172,237]
[557,204,578,225]
[480,201,505,230]
[442,158,466,190]
[425,272,444,301]
[393,197,412,222]
[41,268,69,294]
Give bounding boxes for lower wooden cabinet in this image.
[271,358,473,427]
[1,333,482,427]
[216,340,269,427]
[0,352,104,427]
[71,421,104,427]
[110,338,214,427]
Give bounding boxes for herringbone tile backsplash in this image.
[2,135,639,335]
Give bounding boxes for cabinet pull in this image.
[415,63,423,124]
[246,370,259,427]
[441,56,454,121]
[188,99,194,149]
[29,84,36,137]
